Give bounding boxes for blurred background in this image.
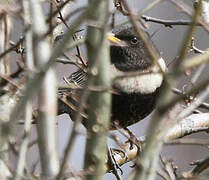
[9,0,209,179]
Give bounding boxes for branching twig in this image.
[0,37,24,59]
[169,0,209,32]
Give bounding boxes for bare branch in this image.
[142,15,196,27]
[29,0,60,178]
[13,0,33,179]
[105,113,209,173]
[83,1,111,180]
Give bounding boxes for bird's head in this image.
[110,27,153,72]
[108,27,166,94]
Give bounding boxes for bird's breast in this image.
[112,58,166,94]
[111,88,161,128]
[114,73,163,94]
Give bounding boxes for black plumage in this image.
[110,27,154,72]
[58,27,166,129]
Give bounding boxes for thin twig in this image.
[172,88,209,111]
[177,84,209,120]
[169,0,209,32]
[141,15,198,27]
[0,37,24,59]
[14,1,33,179]
[165,138,209,147]
[190,156,209,175]
[56,5,87,67]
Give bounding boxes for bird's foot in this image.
[107,148,124,177]
[124,127,142,152]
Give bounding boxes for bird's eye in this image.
[131,37,138,44]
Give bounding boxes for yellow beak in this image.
[107,33,126,46]
[107,33,121,43]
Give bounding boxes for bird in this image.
[58,26,166,130]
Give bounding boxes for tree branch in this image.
[83,0,111,180]
[29,0,59,178]
[105,113,209,173]
[13,0,33,179]
[141,15,198,27]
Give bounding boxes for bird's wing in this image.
[57,89,88,119]
[57,68,88,120]
[58,68,119,120]
[67,68,87,87]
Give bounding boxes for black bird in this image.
[58,27,166,129]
